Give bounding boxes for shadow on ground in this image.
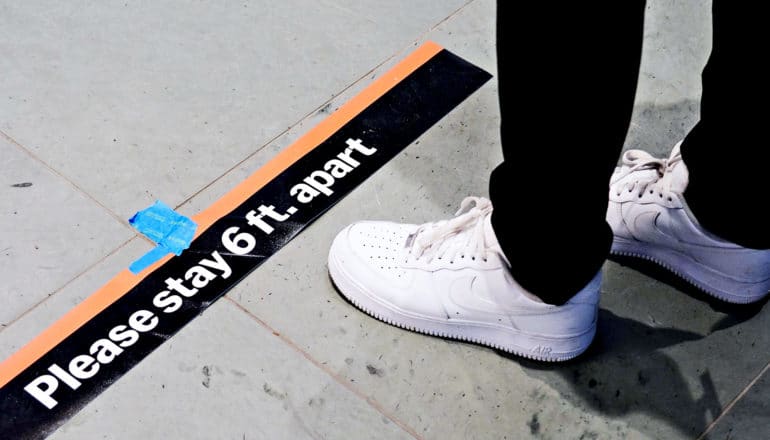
[509,256,769,439]
[609,255,769,332]
[510,309,715,438]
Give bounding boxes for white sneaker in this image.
[607,142,770,303]
[328,197,600,362]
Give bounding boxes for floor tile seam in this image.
[172,58,397,213]
[695,361,770,439]
[222,295,425,440]
[173,0,475,214]
[2,0,478,228]
[432,0,476,34]
[0,236,139,334]
[0,129,142,235]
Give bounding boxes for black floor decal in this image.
[0,42,491,439]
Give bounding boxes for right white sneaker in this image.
[328,197,600,362]
[607,142,770,303]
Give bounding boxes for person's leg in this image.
[327,2,648,361]
[681,0,770,249]
[491,1,647,305]
[606,1,770,304]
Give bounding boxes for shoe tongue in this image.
[670,141,682,158]
[483,214,511,266]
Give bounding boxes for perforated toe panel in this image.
[347,221,416,280]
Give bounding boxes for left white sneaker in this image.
[328,197,600,362]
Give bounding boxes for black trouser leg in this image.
[490,1,646,305]
[681,1,770,250]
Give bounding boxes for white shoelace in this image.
[614,147,683,199]
[408,196,493,264]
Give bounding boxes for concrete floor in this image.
[1,1,766,439]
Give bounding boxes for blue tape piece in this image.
[128,200,197,274]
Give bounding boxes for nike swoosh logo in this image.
[629,207,737,251]
[630,209,679,244]
[447,275,540,316]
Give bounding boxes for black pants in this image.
[490,2,770,305]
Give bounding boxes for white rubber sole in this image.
[328,243,596,362]
[611,237,770,304]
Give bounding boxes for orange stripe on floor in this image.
[0,41,443,389]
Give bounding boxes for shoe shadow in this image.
[608,254,770,332]
[501,309,720,438]
[329,266,743,437]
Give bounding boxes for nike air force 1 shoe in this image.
[328,197,600,362]
[607,142,770,303]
